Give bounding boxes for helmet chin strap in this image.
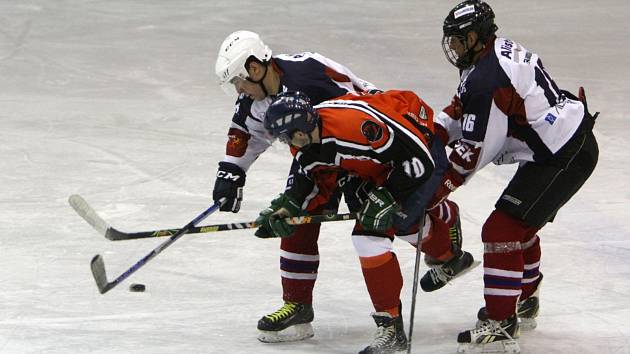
[295,127,318,151]
[246,63,270,97]
[457,37,484,69]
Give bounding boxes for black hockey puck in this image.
[129,283,146,292]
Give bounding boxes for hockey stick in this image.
[69,194,356,241]
[406,208,425,354]
[90,198,225,294]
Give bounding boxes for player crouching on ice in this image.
[255,90,479,353]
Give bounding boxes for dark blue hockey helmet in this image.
[264,91,319,144]
[442,0,498,69]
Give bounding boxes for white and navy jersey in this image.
[435,37,585,182]
[221,52,378,173]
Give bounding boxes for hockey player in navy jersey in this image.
[213,30,392,343]
[434,1,599,353]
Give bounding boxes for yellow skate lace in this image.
[264,302,298,323]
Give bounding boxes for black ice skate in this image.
[359,312,407,354]
[516,274,542,330]
[257,302,314,343]
[477,274,542,330]
[421,250,479,292]
[476,296,539,332]
[457,314,520,354]
[516,295,539,330]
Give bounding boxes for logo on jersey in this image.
[361,121,383,142]
[451,140,481,171]
[286,174,294,188]
[457,81,467,96]
[500,39,514,60]
[419,106,428,120]
[405,106,428,123]
[226,128,249,157]
[544,113,557,125]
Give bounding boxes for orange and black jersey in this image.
[287,90,436,205]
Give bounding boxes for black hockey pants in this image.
[495,117,599,229]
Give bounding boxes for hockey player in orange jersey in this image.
[256,90,479,353]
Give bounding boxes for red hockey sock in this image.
[360,252,403,315]
[421,213,454,262]
[482,210,537,321]
[520,232,542,299]
[280,223,321,304]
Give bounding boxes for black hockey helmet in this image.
[264,91,319,144]
[442,0,498,69]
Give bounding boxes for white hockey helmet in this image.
[215,30,272,95]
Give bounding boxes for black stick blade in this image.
[104,228,131,241]
[90,254,111,294]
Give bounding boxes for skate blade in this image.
[258,323,314,343]
[457,339,520,354]
[518,317,537,331]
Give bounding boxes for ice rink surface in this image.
[1,0,629,353]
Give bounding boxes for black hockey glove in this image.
[212,162,245,213]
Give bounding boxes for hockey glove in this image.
[358,187,399,232]
[255,194,303,238]
[212,162,245,213]
[442,95,463,120]
[427,166,465,210]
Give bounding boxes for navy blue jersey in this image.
[221,52,378,173]
[435,37,584,182]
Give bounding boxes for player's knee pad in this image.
[395,214,430,245]
[281,223,321,253]
[482,210,529,243]
[352,233,393,258]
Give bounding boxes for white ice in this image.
[1,1,629,353]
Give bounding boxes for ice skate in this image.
[477,275,542,330]
[476,297,538,332]
[517,274,542,330]
[257,302,314,343]
[516,295,539,330]
[421,250,479,292]
[457,314,520,354]
[359,312,407,354]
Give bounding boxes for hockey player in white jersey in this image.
[433,1,599,353]
[213,30,385,343]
